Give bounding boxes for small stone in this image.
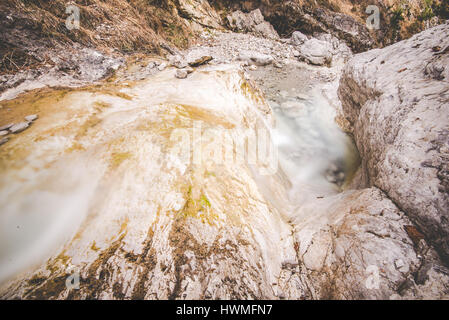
[169,55,188,69]
[157,62,167,71]
[0,123,14,131]
[0,130,8,136]
[0,137,9,146]
[274,61,283,68]
[394,259,405,269]
[249,65,258,71]
[9,122,29,134]
[175,69,188,79]
[25,114,38,122]
[188,55,213,67]
[281,260,299,268]
[394,259,409,273]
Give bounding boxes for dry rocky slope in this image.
[1,0,447,97]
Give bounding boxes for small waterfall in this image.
[268,88,360,216]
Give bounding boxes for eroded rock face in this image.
[227,9,279,40]
[338,22,449,263]
[176,0,222,29]
[291,188,449,300]
[312,8,374,52]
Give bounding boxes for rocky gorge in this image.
[0,1,448,300]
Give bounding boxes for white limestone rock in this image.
[338,22,449,263]
[9,122,29,134]
[290,31,308,46]
[298,38,333,66]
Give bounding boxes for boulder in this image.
[298,38,332,66]
[253,21,279,40]
[169,55,188,69]
[290,31,308,46]
[227,9,279,40]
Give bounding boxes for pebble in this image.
[0,130,8,136]
[175,69,189,79]
[0,123,14,131]
[157,62,167,71]
[9,122,29,134]
[25,114,38,122]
